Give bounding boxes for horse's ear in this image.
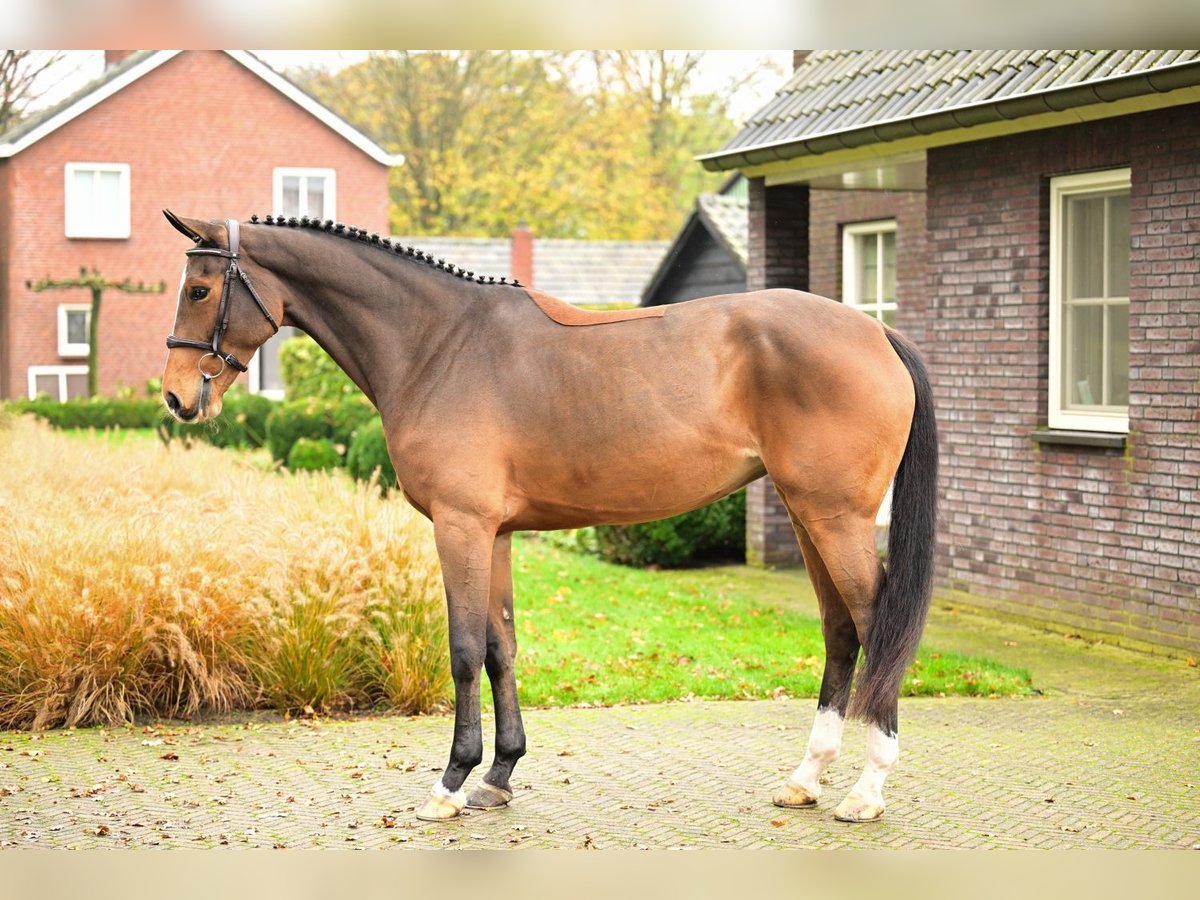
[162,210,213,244]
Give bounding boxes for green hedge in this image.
[345,417,398,490]
[287,436,342,472]
[9,396,164,430]
[264,395,376,464]
[593,489,746,568]
[278,334,362,401]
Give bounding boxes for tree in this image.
[0,51,67,135]
[27,269,165,397]
[294,51,741,240]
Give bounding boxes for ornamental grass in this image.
[0,415,446,730]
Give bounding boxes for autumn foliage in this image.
[0,415,447,730]
[295,51,745,240]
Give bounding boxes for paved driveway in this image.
[2,602,1197,849]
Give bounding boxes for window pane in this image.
[881,307,897,328]
[1108,303,1130,407]
[860,235,878,302]
[881,231,896,303]
[1065,195,1105,299]
[73,169,95,229]
[34,374,60,400]
[65,372,89,400]
[95,170,121,221]
[1065,303,1104,407]
[1107,193,1130,296]
[66,310,89,345]
[306,177,325,218]
[258,326,296,393]
[281,176,301,217]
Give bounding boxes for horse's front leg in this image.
[415,510,495,822]
[466,532,526,809]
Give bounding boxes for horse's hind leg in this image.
[801,514,900,823]
[773,524,860,809]
[466,533,527,809]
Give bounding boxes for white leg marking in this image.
[834,725,899,822]
[788,708,845,797]
[431,777,466,806]
[774,707,845,808]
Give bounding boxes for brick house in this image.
[701,50,1200,654]
[0,50,400,401]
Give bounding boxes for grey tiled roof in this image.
[394,236,670,306]
[696,194,748,267]
[534,239,669,306]
[391,236,511,281]
[703,50,1200,169]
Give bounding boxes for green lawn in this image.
[509,536,1034,708]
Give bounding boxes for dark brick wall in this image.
[926,106,1200,654]
[746,179,925,567]
[745,178,809,566]
[809,188,928,345]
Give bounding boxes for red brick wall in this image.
[926,107,1200,654]
[2,51,390,399]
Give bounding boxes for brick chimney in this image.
[511,223,534,287]
[105,51,136,68]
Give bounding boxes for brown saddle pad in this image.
[524,287,666,326]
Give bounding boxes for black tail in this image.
[847,329,938,732]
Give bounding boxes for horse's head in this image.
[161,211,281,422]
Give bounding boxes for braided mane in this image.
[248,214,519,287]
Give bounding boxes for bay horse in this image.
[159,212,937,824]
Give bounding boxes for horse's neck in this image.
[275,242,487,415]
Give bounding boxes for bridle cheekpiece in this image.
[165,218,279,381]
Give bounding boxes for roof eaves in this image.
[696,197,748,269]
[699,59,1200,173]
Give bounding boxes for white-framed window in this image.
[64,162,131,238]
[28,365,88,401]
[273,168,336,220]
[842,219,897,326]
[1049,168,1131,434]
[248,326,298,400]
[57,304,91,357]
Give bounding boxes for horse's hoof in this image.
[832,793,885,823]
[772,779,819,809]
[414,782,466,822]
[465,781,514,810]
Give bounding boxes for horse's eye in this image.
[188,286,209,302]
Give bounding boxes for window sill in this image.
[1032,429,1126,449]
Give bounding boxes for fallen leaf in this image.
[93,824,110,837]
[770,819,788,827]
[160,752,179,761]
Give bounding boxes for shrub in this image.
[265,398,335,464]
[345,416,398,490]
[278,333,361,401]
[0,416,447,729]
[8,396,164,430]
[593,489,746,568]
[287,436,341,472]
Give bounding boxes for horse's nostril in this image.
[165,391,182,415]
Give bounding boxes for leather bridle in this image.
[165,218,279,381]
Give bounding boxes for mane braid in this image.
[247,214,518,287]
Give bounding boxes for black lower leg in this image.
[481,630,526,792]
[817,622,861,717]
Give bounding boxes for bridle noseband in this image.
[165,218,279,380]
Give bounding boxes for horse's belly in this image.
[504,446,765,531]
